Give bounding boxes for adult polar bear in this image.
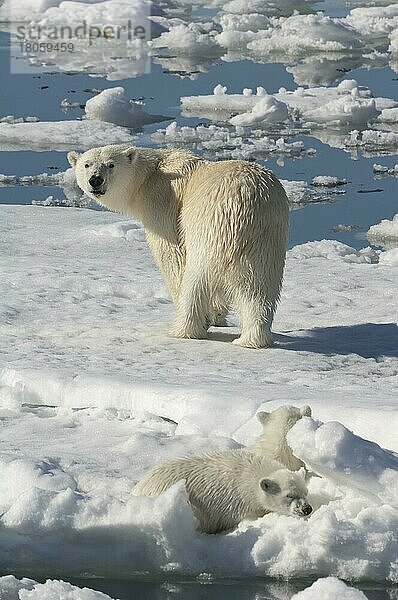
[68,145,290,348]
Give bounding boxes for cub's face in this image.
[67,145,135,202]
[257,405,312,432]
[259,469,312,517]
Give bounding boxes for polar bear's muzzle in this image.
[89,174,106,196]
[292,499,312,517]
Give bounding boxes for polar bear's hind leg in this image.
[169,262,211,339]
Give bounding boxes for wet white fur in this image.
[68,145,290,348]
[249,405,312,470]
[133,449,308,534]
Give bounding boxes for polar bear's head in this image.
[67,144,161,215]
[250,405,312,471]
[259,468,312,517]
[256,404,312,433]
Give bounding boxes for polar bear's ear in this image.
[260,478,280,495]
[67,151,80,167]
[300,405,312,417]
[257,411,270,425]
[123,147,136,162]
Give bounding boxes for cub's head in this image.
[67,145,136,204]
[258,468,312,518]
[257,404,312,434]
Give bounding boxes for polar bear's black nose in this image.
[302,504,312,515]
[89,175,104,189]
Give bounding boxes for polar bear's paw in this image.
[232,329,274,349]
[169,325,209,340]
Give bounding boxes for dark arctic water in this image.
[0,29,397,251]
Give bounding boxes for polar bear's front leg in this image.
[169,264,210,339]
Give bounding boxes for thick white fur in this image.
[133,449,309,534]
[68,145,290,348]
[249,405,312,470]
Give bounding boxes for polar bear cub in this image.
[133,449,312,534]
[68,145,290,349]
[249,405,312,471]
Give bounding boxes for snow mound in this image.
[367,214,398,240]
[291,577,368,600]
[85,87,170,129]
[288,417,398,502]
[229,95,289,126]
[289,240,378,264]
[379,248,398,266]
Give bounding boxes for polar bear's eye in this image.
[85,164,90,169]
[108,163,115,169]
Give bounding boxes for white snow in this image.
[0,120,134,151]
[367,214,398,241]
[0,205,397,583]
[85,87,170,128]
[291,577,368,600]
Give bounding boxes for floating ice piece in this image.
[0,0,60,21]
[0,119,134,151]
[222,0,277,16]
[289,240,378,264]
[378,107,398,122]
[0,575,115,599]
[218,12,272,34]
[246,13,362,57]
[229,95,289,126]
[345,4,398,38]
[373,163,398,176]
[150,22,221,55]
[0,115,39,124]
[312,176,347,187]
[151,122,312,163]
[182,80,387,128]
[85,87,170,129]
[367,214,398,241]
[288,417,398,502]
[346,129,398,150]
[291,577,368,600]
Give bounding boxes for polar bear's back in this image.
[133,450,283,533]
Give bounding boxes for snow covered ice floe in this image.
[181,80,393,129]
[85,87,171,129]
[0,575,115,599]
[151,121,315,164]
[0,120,134,151]
[367,214,398,241]
[0,205,397,582]
[312,176,347,187]
[290,577,368,600]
